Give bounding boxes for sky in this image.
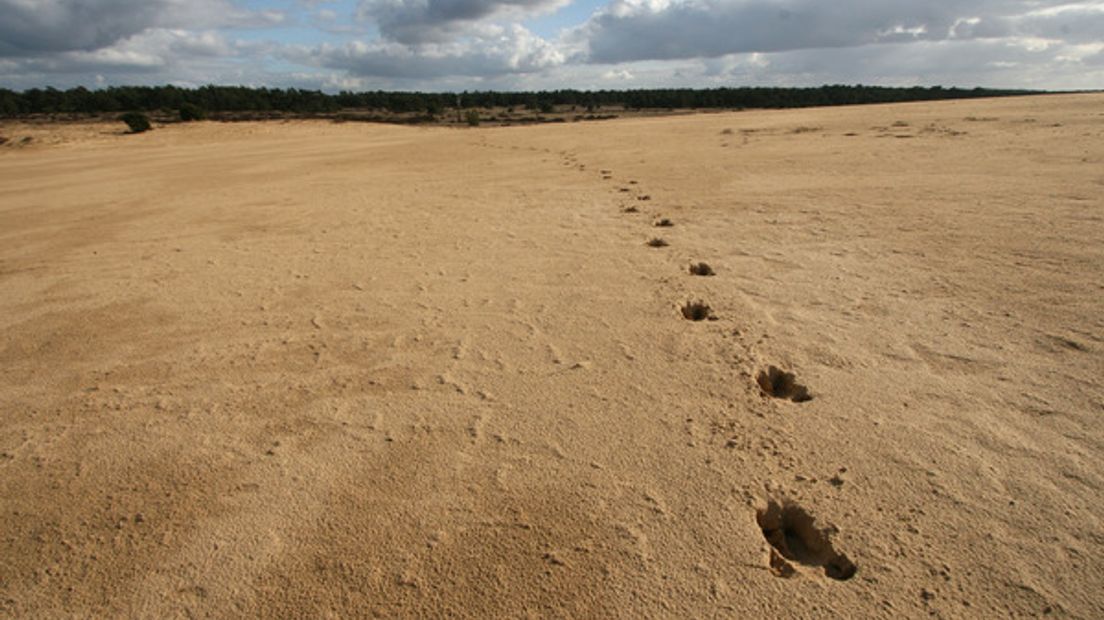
[1,0,1103,92]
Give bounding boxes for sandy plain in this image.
[1,94,1102,618]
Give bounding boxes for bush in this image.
[120,112,151,133]
[179,103,206,121]
[465,109,480,127]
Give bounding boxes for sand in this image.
[1,94,1102,618]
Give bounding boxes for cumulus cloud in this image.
[2,0,1103,91]
[4,29,262,80]
[993,3,1104,44]
[0,0,280,57]
[355,0,570,44]
[570,0,1098,64]
[291,23,564,78]
[498,34,1104,93]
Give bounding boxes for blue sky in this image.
[1,0,1103,92]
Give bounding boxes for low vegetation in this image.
[179,102,206,121]
[120,112,151,133]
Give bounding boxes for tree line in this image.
[0,84,1035,117]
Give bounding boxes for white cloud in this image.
[2,0,1104,91]
[356,0,571,43]
[0,0,280,57]
[292,23,564,78]
[602,68,634,80]
[570,0,1097,64]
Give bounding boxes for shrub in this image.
[465,109,480,127]
[179,103,206,121]
[120,112,151,133]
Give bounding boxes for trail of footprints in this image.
[472,140,855,581]
[563,148,856,582]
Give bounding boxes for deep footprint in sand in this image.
[689,262,715,276]
[680,300,715,321]
[757,499,856,581]
[756,366,812,402]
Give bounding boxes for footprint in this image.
[756,366,812,402]
[756,499,856,580]
[689,262,715,276]
[637,195,652,201]
[680,300,715,321]
[653,218,674,227]
[623,206,640,214]
[646,237,669,248]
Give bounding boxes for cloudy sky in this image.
[1,0,1102,92]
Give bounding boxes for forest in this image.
[0,84,1036,118]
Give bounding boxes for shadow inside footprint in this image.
[756,499,856,581]
[680,300,715,321]
[756,366,812,402]
[654,218,674,227]
[646,237,669,247]
[689,262,715,276]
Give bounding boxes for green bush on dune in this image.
[120,112,151,133]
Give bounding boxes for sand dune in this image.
[2,94,1102,617]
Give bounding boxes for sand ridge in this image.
[1,94,1103,617]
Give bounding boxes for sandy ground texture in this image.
[1,94,1103,618]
